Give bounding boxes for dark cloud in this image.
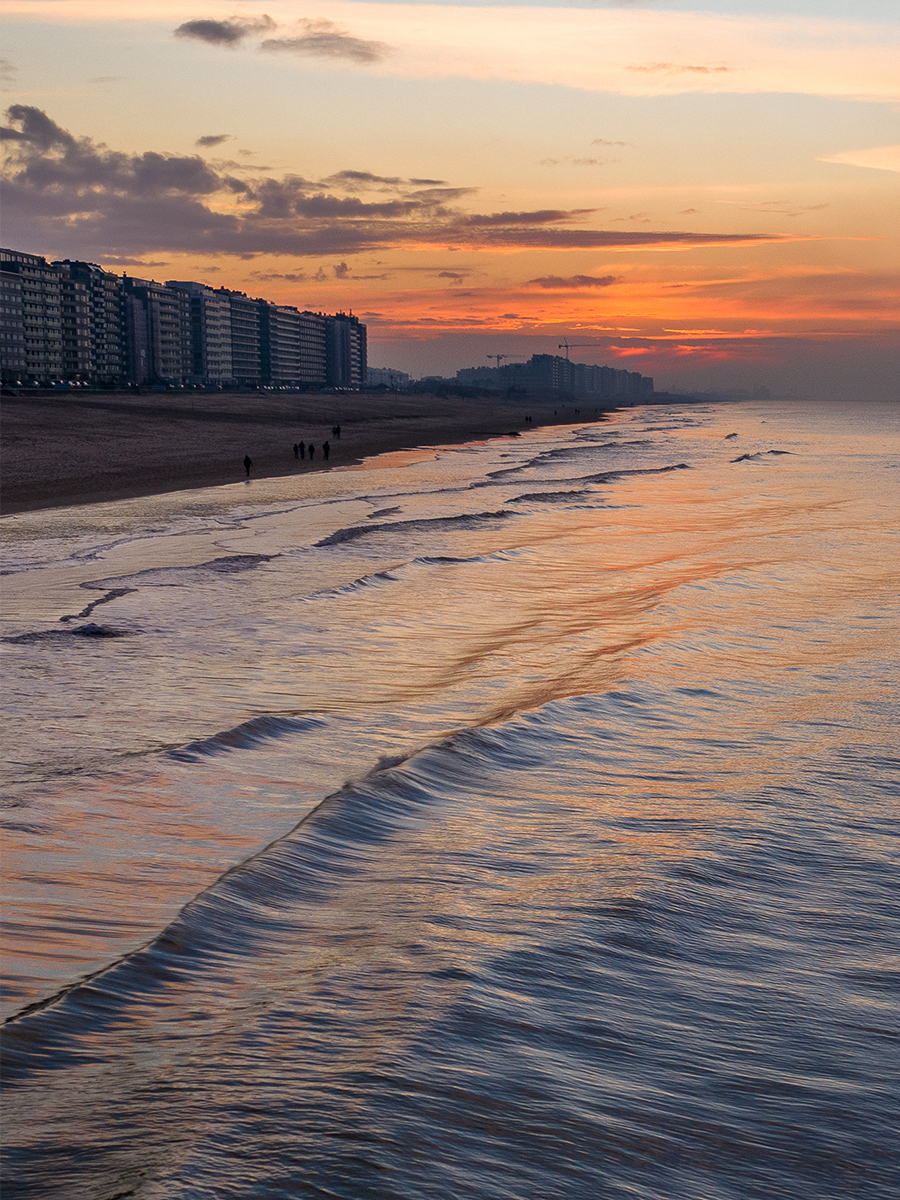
[592,138,627,146]
[1,107,784,263]
[323,169,403,189]
[438,271,467,283]
[174,16,276,47]
[196,134,231,148]
[628,62,731,74]
[528,274,618,289]
[463,209,597,227]
[1,105,73,150]
[260,21,390,64]
[1,105,221,197]
[252,271,314,282]
[98,257,169,267]
[330,261,389,281]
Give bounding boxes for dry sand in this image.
[1,390,605,515]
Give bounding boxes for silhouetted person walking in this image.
[244,455,252,478]
[308,444,315,460]
[323,440,330,460]
[299,441,305,459]
[293,443,299,459]
[332,424,341,439]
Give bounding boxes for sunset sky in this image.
[2,0,898,395]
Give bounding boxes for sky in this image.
[1,0,898,395]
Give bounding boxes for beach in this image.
[0,389,588,514]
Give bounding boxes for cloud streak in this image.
[528,274,618,289]
[261,21,390,63]
[628,62,731,75]
[818,144,900,173]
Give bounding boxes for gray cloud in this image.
[329,260,389,280]
[321,170,448,193]
[528,274,618,289]
[541,156,608,167]
[252,270,315,282]
[97,256,170,267]
[1,107,784,263]
[196,134,231,148]
[463,209,597,227]
[260,22,390,64]
[174,15,276,47]
[1,105,222,196]
[323,169,403,189]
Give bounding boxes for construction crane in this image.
[558,339,605,360]
[486,354,526,368]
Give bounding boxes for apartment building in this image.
[59,262,127,387]
[59,274,93,382]
[0,268,27,384]
[167,282,233,384]
[124,276,191,385]
[0,248,63,383]
[214,290,259,386]
[325,312,367,388]
[257,300,301,384]
[367,367,410,388]
[296,311,328,386]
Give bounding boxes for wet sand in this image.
[1,390,600,515]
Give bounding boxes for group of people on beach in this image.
[244,424,342,478]
[292,440,329,461]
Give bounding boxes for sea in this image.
[0,398,897,1200]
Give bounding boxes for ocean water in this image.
[1,399,898,1199]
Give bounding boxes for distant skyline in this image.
[2,0,898,398]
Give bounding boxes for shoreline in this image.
[1,390,616,516]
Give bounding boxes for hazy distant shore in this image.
[0,390,607,516]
